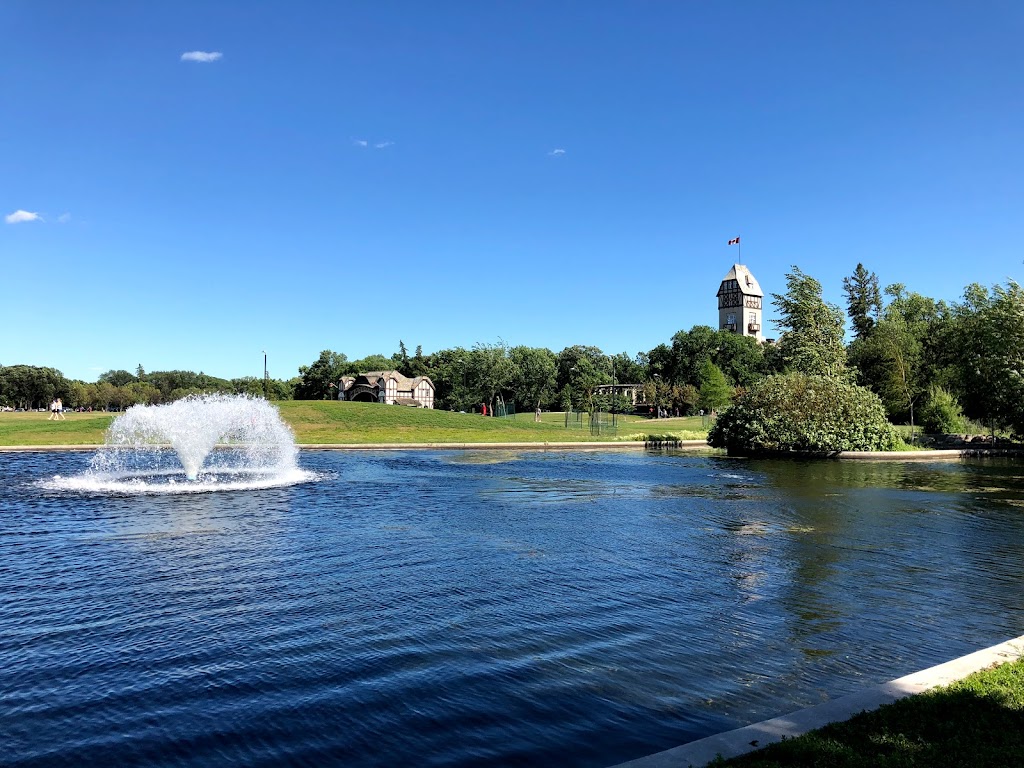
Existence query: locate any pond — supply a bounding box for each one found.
[3,450,1024,767]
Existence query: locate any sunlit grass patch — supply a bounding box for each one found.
[714,656,1024,767]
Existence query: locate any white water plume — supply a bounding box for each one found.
[51,394,313,493]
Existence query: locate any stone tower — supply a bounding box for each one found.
[717,264,764,342]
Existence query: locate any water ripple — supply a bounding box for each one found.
[2,451,1024,766]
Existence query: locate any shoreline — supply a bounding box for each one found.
[612,634,1024,768]
[0,442,1013,460]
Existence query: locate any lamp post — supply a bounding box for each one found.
[262,351,268,399]
[608,354,617,427]
[652,373,661,418]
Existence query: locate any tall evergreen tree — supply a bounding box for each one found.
[842,263,883,340]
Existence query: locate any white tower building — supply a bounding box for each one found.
[717,264,764,342]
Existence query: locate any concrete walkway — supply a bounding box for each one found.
[611,634,1024,768]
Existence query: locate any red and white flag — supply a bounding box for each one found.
[728,237,740,245]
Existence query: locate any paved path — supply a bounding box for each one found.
[611,635,1024,768]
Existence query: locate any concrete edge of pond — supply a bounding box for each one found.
[0,443,1014,458]
[610,634,1024,768]
[296,441,710,451]
[836,448,995,461]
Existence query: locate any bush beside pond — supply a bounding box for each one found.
[708,373,902,456]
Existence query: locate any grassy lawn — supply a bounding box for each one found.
[277,402,708,444]
[714,656,1024,768]
[0,402,711,446]
[0,411,118,446]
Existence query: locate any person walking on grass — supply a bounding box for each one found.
[56,398,66,420]
[48,399,58,420]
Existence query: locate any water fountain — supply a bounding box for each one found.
[53,394,311,493]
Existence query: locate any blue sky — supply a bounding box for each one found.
[3,2,1022,383]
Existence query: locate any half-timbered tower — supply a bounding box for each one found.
[717,264,764,342]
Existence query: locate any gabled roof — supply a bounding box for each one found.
[718,263,764,297]
[343,371,435,389]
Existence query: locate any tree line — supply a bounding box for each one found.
[0,365,292,411]
[4,265,1022,435]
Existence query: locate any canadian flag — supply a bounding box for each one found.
[728,237,740,245]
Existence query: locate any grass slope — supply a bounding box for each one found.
[715,656,1024,768]
[0,411,118,446]
[0,402,710,446]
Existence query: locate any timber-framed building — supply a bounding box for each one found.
[338,371,435,408]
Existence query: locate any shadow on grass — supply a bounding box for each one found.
[714,670,1024,768]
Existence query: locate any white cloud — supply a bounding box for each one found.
[356,140,395,150]
[181,51,223,63]
[548,148,566,156]
[57,212,72,224]
[5,210,42,224]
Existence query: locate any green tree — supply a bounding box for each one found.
[842,263,882,341]
[668,325,718,386]
[772,267,847,378]
[646,343,673,382]
[950,281,1024,435]
[409,345,430,378]
[393,340,411,376]
[713,329,766,386]
[98,369,136,387]
[873,316,922,432]
[469,340,512,413]
[611,351,646,385]
[231,376,265,398]
[0,365,70,409]
[558,385,573,413]
[918,385,966,434]
[349,354,392,373]
[426,347,473,411]
[122,381,161,405]
[508,346,557,412]
[671,383,700,416]
[93,382,117,410]
[555,345,608,409]
[145,370,231,400]
[295,350,349,400]
[697,360,733,412]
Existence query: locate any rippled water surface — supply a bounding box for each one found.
[3,450,1024,767]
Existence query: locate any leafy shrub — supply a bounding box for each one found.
[707,372,902,455]
[918,385,966,434]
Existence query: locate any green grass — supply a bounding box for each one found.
[277,402,709,444]
[712,656,1024,768]
[0,411,118,446]
[0,402,713,446]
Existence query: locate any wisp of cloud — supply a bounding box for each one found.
[5,210,42,224]
[181,51,223,63]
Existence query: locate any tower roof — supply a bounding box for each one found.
[719,263,763,297]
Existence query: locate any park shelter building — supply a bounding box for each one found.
[338,371,435,408]
[717,264,764,342]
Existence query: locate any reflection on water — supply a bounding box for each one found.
[2,450,1023,767]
